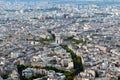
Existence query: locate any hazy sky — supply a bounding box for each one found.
[2,0,120,3]
[3,0,118,2]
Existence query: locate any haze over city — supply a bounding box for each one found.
[0,0,120,80]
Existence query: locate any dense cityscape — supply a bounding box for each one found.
[0,0,120,80]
